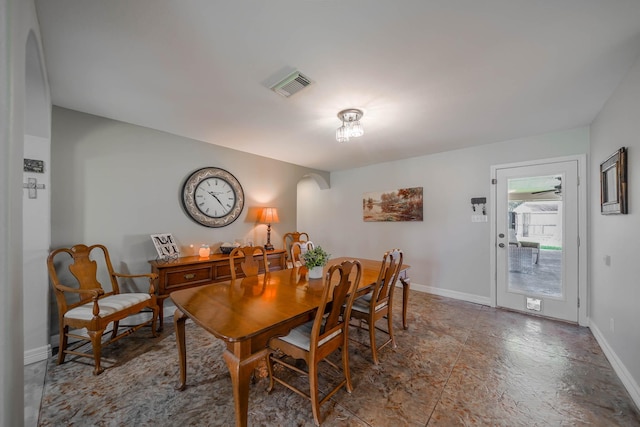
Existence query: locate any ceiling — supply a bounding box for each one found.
[35,1,640,172]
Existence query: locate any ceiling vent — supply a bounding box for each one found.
[270,71,312,97]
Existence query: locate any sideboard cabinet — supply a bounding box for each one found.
[149,249,286,329]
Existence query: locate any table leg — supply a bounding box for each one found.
[400,277,410,330]
[174,309,188,391]
[223,345,269,427]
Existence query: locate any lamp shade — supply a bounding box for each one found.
[259,207,280,224]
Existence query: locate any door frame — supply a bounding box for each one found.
[489,154,588,326]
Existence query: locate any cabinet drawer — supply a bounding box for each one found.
[164,265,214,291]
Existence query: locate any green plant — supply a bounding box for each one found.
[301,246,331,269]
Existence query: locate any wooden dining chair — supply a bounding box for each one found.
[47,244,159,375]
[349,248,403,364]
[283,231,310,268]
[229,245,269,279]
[267,259,362,426]
[290,240,315,268]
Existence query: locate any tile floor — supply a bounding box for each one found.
[25,291,640,426]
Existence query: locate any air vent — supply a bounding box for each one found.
[270,71,312,97]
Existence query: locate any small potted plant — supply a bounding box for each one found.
[301,245,331,279]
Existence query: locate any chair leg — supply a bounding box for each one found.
[342,344,353,393]
[387,311,396,349]
[266,353,276,393]
[87,329,105,375]
[309,361,321,426]
[369,317,379,365]
[151,305,159,338]
[57,325,68,365]
[111,321,119,340]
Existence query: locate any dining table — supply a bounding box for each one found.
[171,256,411,427]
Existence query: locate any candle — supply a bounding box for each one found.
[199,244,210,258]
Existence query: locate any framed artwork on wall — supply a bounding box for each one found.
[600,147,627,215]
[363,187,423,222]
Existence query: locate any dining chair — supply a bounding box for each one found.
[290,240,315,268]
[349,248,403,364]
[47,243,159,375]
[283,231,310,267]
[267,259,362,426]
[229,245,269,279]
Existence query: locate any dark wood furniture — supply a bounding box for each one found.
[48,244,159,375]
[282,231,310,267]
[229,246,269,280]
[349,249,403,364]
[267,260,362,425]
[171,256,410,427]
[149,249,286,329]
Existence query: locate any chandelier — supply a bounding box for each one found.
[335,108,364,142]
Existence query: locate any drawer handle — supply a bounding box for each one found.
[183,273,196,280]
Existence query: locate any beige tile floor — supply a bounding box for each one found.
[26,291,640,426]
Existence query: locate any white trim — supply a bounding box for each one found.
[489,154,588,326]
[590,321,640,410]
[399,282,491,306]
[24,345,51,365]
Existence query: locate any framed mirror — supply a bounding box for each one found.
[600,147,627,215]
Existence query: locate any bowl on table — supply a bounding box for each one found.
[220,244,239,254]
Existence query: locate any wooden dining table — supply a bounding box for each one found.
[171,257,411,427]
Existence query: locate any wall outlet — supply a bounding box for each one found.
[604,255,611,266]
[610,318,615,333]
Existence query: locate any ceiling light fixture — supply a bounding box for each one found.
[336,108,364,142]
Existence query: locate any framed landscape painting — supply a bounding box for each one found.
[363,187,423,222]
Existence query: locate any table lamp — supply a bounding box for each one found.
[259,207,279,251]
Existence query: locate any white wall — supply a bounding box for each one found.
[590,53,640,407]
[50,107,326,331]
[1,0,50,425]
[298,127,589,304]
[23,135,51,363]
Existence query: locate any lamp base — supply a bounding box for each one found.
[264,243,274,251]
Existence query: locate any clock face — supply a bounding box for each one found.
[182,167,244,227]
[195,178,236,218]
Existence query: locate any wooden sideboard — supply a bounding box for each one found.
[149,249,286,329]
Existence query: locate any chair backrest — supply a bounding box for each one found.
[229,245,269,279]
[311,260,362,350]
[283,231,310,264]
[370,249,403,310]
[47,244,118,312]
[290,241,315,267]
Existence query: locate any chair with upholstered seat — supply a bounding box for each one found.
[290,241,315,268]
[229,245,269,279]
[349,248,403,364]
[267,259,362,426]
[283,231,310,268]
[47,244,159,375]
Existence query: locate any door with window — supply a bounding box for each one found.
[495,160,579,322]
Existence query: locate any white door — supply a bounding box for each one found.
[495,160,579,322]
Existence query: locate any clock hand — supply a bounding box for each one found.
[207,191,225,208]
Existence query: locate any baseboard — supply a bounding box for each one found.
[406,282,491,306]
[24,344,51,365]
[589,320,640,411]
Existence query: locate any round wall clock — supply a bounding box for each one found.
[181,167,245,228]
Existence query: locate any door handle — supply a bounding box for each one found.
[498,243,505,248]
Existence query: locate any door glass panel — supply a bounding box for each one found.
[507,174,563,299]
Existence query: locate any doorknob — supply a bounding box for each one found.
[498,243,505,248]
[498,233,505,238]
